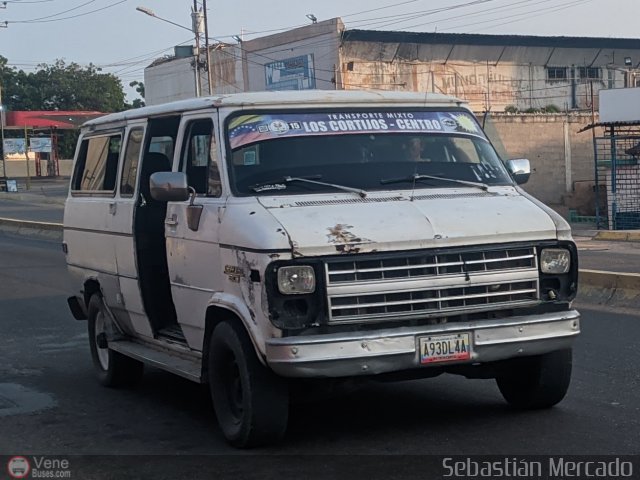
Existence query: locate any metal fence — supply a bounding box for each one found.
[594,126,640,230]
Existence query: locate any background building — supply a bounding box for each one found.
[145,17,640,112]
[143,19,640,217]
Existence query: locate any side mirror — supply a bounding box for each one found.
[506,158,531,185]
[150,172,190,202]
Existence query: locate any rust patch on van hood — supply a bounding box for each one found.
[326,224,370,254]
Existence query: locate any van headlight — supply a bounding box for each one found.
[277,266,316,294]
[540,248,571,274]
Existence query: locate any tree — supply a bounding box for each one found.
[1,56,129,112]
[129,80,145,109]
[0,55,138,158]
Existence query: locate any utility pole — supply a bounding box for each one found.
[191,1,205,97]
[0,83,6,178]
[24,124,30,190]
[193,0,213,95]
[202,0,213,95]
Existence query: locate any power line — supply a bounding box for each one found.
[346,0,498,30]
[456,0,595,33]
[361,0,536,30]
[8,0,96,22]
[341,0,426,19]
[7,0,128,24]
[100,38,193,70]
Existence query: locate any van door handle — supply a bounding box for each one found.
[165,214,178,227]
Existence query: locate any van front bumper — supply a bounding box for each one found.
[265,310,580,378]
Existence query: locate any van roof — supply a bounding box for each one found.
[83,90,465,127]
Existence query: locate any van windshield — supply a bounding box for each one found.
[227,109,513,196]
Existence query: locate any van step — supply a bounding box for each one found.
[157,325,187,343]
[109,340,202,383]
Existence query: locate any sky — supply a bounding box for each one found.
[1,0,639,101]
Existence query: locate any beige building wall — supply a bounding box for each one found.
[339,39,631,112]
[487,113,601,214]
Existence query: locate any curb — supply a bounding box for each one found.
[0,217,63,240]
[0,193,66,206]
[593,230,640,242]
[577,269,640,309]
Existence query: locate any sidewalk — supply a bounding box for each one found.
[0,185,638,309]
[0,176,67,223]
[0,181,638,274]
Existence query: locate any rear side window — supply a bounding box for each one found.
[120,128,144,197]
[72,134,122,192]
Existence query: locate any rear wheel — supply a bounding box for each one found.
[87,294,144,387]
[208,320,289,448]
[496,348,572,409]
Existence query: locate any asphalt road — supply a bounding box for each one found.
[0,198,64,223]
[0,232,638,469]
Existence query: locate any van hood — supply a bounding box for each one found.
[258,187,559,256]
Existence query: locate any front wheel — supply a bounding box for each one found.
[87,294,144,388]
[208,321,289,448]
[496,348,572,409]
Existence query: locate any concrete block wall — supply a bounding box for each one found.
[3,159,73,178]
[487,113,600,212]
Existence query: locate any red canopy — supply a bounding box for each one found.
[4,110,104,129]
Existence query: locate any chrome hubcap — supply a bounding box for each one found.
[94,311,109,371]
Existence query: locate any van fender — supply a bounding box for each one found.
[205,292,269,367]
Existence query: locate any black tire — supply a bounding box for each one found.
[208,320,289,448]
[87,294,144,388]
[496,348,572,409]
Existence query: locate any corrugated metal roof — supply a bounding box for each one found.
[343,30,640,51]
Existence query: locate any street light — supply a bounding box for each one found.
[232,35,242,43]
[136,5,202,96]
[306,13,317,24]
[136,6,192,32]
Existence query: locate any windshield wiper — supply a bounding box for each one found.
[250,175,368,198]
[380,173,489,191]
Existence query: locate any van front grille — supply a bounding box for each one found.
[325,246,540,324]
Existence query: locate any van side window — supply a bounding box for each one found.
[72,134,122,192]
[179,119,221,197]
[120,128,144,197]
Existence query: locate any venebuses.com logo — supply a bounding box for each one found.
[7,456,30,479]
[6,456,71,478]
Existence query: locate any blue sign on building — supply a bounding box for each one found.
[265,54,316,91]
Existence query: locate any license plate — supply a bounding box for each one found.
[419,333,472,364]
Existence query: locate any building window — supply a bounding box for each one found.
[547,67,568,81]
[579,67,601,80]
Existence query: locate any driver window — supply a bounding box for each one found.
[180,118,221,197]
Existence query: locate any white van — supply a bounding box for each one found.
[64,90,580,447]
